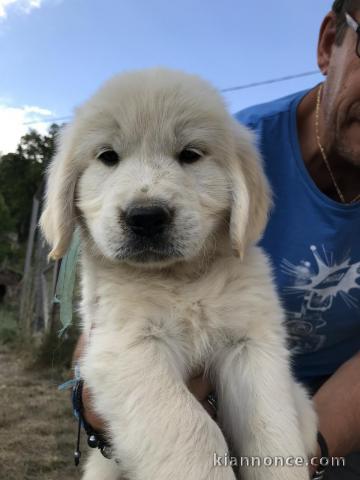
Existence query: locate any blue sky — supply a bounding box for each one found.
[0,0,331,153]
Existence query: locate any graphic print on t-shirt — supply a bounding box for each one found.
[280,245,360,354]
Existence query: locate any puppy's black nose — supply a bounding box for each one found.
[125,205,172,237]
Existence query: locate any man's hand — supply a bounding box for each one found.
[73,333,105,431]
[313,351,360,459]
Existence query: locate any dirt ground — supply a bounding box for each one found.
[0,344,86,480]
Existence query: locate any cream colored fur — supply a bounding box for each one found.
[40,68,317,480]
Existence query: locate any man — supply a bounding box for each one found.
[233,1,360,477]
[76,1,360,478]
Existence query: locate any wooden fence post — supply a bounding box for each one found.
[19,197,40,340]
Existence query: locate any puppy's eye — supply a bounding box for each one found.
[97,149,120,167]
[178,148,203,165]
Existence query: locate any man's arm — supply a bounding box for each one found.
[313,351,360,459]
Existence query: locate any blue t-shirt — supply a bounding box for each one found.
[235,90,360,387]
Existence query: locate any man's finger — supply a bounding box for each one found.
[187,375,213,401]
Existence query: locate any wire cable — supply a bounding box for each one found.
[23,115,72,126]
[221,70,320,93]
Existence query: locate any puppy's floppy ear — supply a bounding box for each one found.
[39,124,80,260]
[228,120,272,259]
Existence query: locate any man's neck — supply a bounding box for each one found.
[297,85,360,204]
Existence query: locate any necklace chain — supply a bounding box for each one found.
[315,84,360,204]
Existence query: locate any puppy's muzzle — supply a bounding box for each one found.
[124,205,173,238]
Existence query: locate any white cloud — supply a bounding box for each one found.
[0,103,54,155]
[0,0,42,18]
[23,105,52,116]
[0,0,17,18]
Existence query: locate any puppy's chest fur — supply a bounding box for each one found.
[81,249,279,371]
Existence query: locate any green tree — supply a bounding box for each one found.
[0,124,61,251]
[0,192,14,263]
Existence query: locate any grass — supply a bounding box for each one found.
[0,344,84,480]
[0,300,88,478]
[0,301,85,479]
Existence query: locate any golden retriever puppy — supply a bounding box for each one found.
[40,68,317,480]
